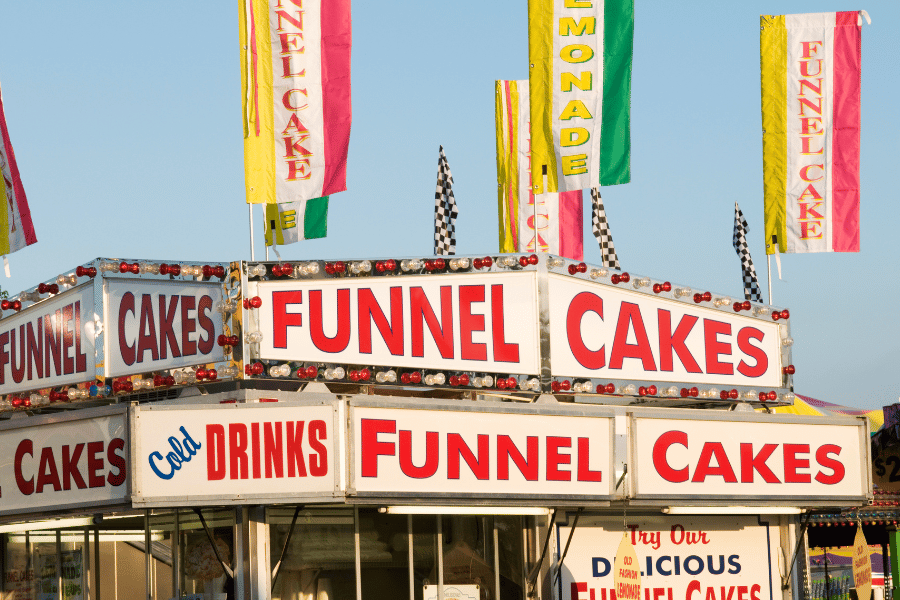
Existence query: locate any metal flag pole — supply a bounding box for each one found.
[767,254,773,306]
[249,203,256,261]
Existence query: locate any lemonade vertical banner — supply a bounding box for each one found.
[528,0,633,194]
[241,0,352,205]
[761,11,863,254]
[496,80,584,260]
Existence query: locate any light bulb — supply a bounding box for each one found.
[590,268,608,279]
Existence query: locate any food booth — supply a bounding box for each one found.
[0,254,872,600]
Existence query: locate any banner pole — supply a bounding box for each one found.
[249,203,256,261]
[767,254,773,306]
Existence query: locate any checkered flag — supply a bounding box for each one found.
[591,188,621,269]
[434,145,458,255]
[733,202,763,303]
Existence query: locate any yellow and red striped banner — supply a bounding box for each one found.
[240,0,351,205]
[761,11,863,254]
[0,81,37,257]
[496,80,583,260]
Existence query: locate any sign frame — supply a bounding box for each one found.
[129,395,344,507]
[0,404,130,519]
[345,397,617,504]
[628,408,872,506]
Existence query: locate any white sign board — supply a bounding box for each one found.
[350,406,613,499]
[549,275,784,388]
[255,272,540,374]
[0,409,128,514]
[632,415,867,500]
[0,285,95,395]
[132,404,337,504]
[555,516,777,600]
[105,279,225,377]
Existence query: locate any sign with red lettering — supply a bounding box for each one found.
[132,403,337,505]
[556,515,777,600]
[105,280,225,377]
[0,285,95,395]
[350,405,613,499]
[633,414,868,500]
[0,407,128,515]
[256,273,539,373]
[549,276,784,388]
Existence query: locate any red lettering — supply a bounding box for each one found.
[497,435,538,481]
[800,137,824,155]
[137,294,159,363]
[229,423,249,480]
[459,285,487,360]
[74,302,86,373]
[26,320,42,381]
[272,291,303,349]
[609,302,657,371]
[181,296,197,356]
[264,423,284,479]
[740,443,781,483]
[577,437,602,482]
[801,41,822,59]
[491,285,519,363]
[410,286,454,359]
[566,292,605,369]
[14,439,33,495]
[448,434,490,480]
[118,293,136,366]
[800,59,822,77]
[44,311,62,377]
[652,431,688,483]
[800,220,823,240]
[783,444,811,483]
[197,295,215,355]
[287,158,312,180]
[87,441,105,488]
[815,444,845,484]
[703,319,733,375]
[158,295,181,359]
[107,438,127,487]
[399,430,439,478]
[359,288,404,355]
[360,418,395,477]
[36,447,62,493]
[799,202,825,220]
[286,421,308,477]
[251,423,261,479]
[308,420,328,477]
[547,436,571,481]
[691,442,737,483]
[736,327,768,377]
[309,289,351,353]
[658,311,701,373]
[207,424,226,480]
[62,444,86,490]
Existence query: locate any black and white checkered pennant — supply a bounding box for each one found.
[591,188,621,270]
[733,202,763,303]
[434,145,458,256]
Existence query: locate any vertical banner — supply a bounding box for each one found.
[0,81,37,257]
[761,12,862,254]
[528,0,633,194]
[240,0,352,205]
[496,80,584,260]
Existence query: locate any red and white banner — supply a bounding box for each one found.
[132,404,337,504]
[549,275,784,388]
[0,410,127,514]
[0,285,94,395]
[350,406,613,498]
[556,516,777,600]
[632,415,867,499]
[256,273,541,374]
[105,280,225,377]
[241,0,352,204]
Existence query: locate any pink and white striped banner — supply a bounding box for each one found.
[0,80,37,258]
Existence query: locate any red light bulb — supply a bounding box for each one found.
[473,258,483,269]
[359,368,371,381]
[772,312,780,321]
[604,383,615,394]
[449,375,459,386]
[410,372,422,384]
[376,261,385,272]
[729,389,739,399]
[702,292,712,302]
[780,310,789,319]
[783,365,796,375]
[653,284,662,294]
[249,296,262,308]
[693,293,702,303]
[611,274,620,284]
[400,373,411,384]
[306,366,318,379]
[499,378,509,390]
[620,273,630,283]
[568,265,577,275]
[647,385,657,395]
[458,374,469,386]
[482,257,493,268]
[203,265,215,278]
[528,254,538,265]
[690,387,699,397]
[733,302,743,312]
[506,377,517,388]
[551,381,560,392]
[662,282,672,292]
[519,256,529,267]
[742,301,751,311]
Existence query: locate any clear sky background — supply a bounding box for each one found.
[0,1,895,409]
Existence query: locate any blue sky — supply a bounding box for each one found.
[0,1,895,409]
